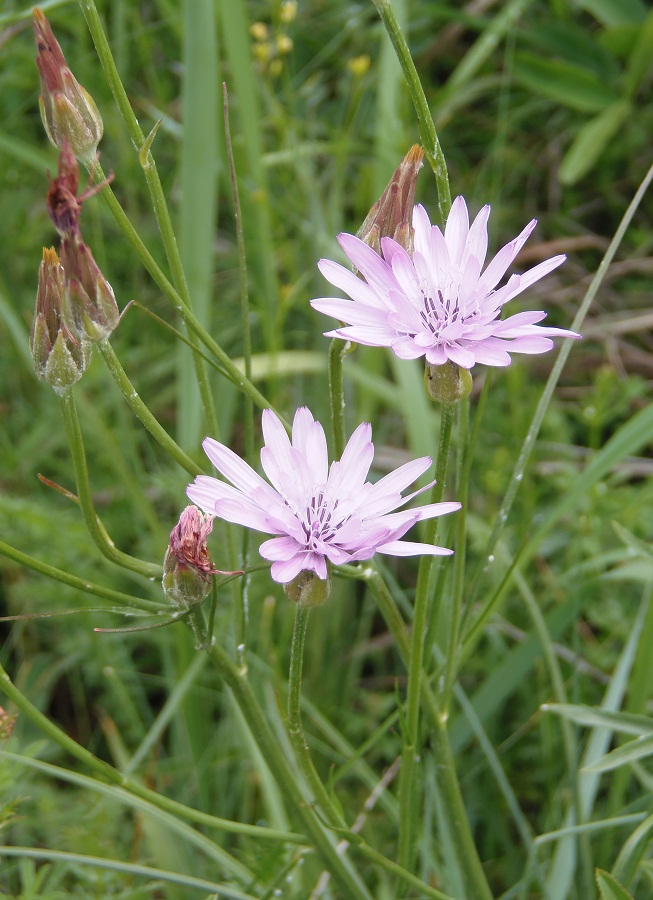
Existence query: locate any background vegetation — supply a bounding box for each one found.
[1,0,653,897]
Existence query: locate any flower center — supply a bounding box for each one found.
[420,288,460,338]
[297,489,347,548]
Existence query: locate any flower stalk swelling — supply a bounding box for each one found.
[312,196,579,370]
[187,407,460,586]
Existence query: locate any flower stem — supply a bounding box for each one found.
[208,641,372,900]
[0,662,304,845]
[79,1,282,427]
[328,337,349,457]
[288,604,345,828]
[397,401,454,871]
[371,0,451,223]
[365,567,492,899]
[98,340,202,477]
[440,398,469,714]
[0,539,163,613]
[59,388,161,579]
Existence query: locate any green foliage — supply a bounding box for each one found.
[0,0,652,898]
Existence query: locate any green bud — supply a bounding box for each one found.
[424,361,473,404]
[283,568,332,607]
[30,247,90,393]
[33,8,103,165]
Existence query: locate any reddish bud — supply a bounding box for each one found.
[33,8,103,164]
[357,144,424,256]
[60,234,120,342]
[30,246,90,393]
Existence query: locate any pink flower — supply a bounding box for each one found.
[311,196,579,369]
[186,408,460,584]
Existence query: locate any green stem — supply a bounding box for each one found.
[288,604,345,828]
[98,340,202,476]
[0,539,162,613]
[58,388,161,579]
[365,567,493,900]
[328,337,349,457]
[398,401,454,871]
[0,664,304,845]
[440,398,469,714]
[371,0,451,223]
[224,83,253,657]
[79,0,218,440]
[208,642,372,900]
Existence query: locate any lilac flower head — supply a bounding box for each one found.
[312,196,579,369]
[187,408,460,584]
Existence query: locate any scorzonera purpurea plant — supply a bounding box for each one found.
[3,3,653,899]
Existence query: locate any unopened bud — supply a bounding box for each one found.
[424,361,473,404]
[284,568,332,607]
[0,707,17,741]
[163,506,241,650]
[30,247,90,393]
[33,8,103,165]
[60,234,120,342]
[357,144,424,257]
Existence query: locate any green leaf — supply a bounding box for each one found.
[513,51,620,111]
[585,732,653,773]
[613,813,653,888]
[596,868,636,900]
[543,703,653,736]
[559,101,632,184]
[623,8,653,97]
[572,0,647,28]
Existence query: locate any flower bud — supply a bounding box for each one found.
[33,8,103,165]
[163,506,218,609]
[163,506,241,649]
[60,234,120,342]
[357,144,424,256]
[424,361,473,404]
[283,568,332,607]
[30,247,90,393]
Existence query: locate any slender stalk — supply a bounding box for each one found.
[58,388,161,579]
[328,337,349,457]
[365,567,493,900]
[0,539,162,613]
[208,641,373,900]
[287,604,345,828]
[224,83,253,658]
[98,340,202,477]
[398,401,454,871]
[0,664,304,844]
[440,398,469,714]
[371,0,451,223]
[79,0,218,441]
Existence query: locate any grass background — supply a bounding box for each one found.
[1,0,653,896]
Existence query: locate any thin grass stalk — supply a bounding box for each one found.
[0,665,305,845]
[79,0,219,443]
[287,604,345,829]
[224,83,254,659]
[98,340,202,476]
[371,0,451,224]
[464,156,653,634]
[365,568,493,899]
[58,388,161,579]
[0,540,162,613]
[178,0,220,447]
[208,641,373,900]
[397,400,454,871]
[515,571,593,897]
